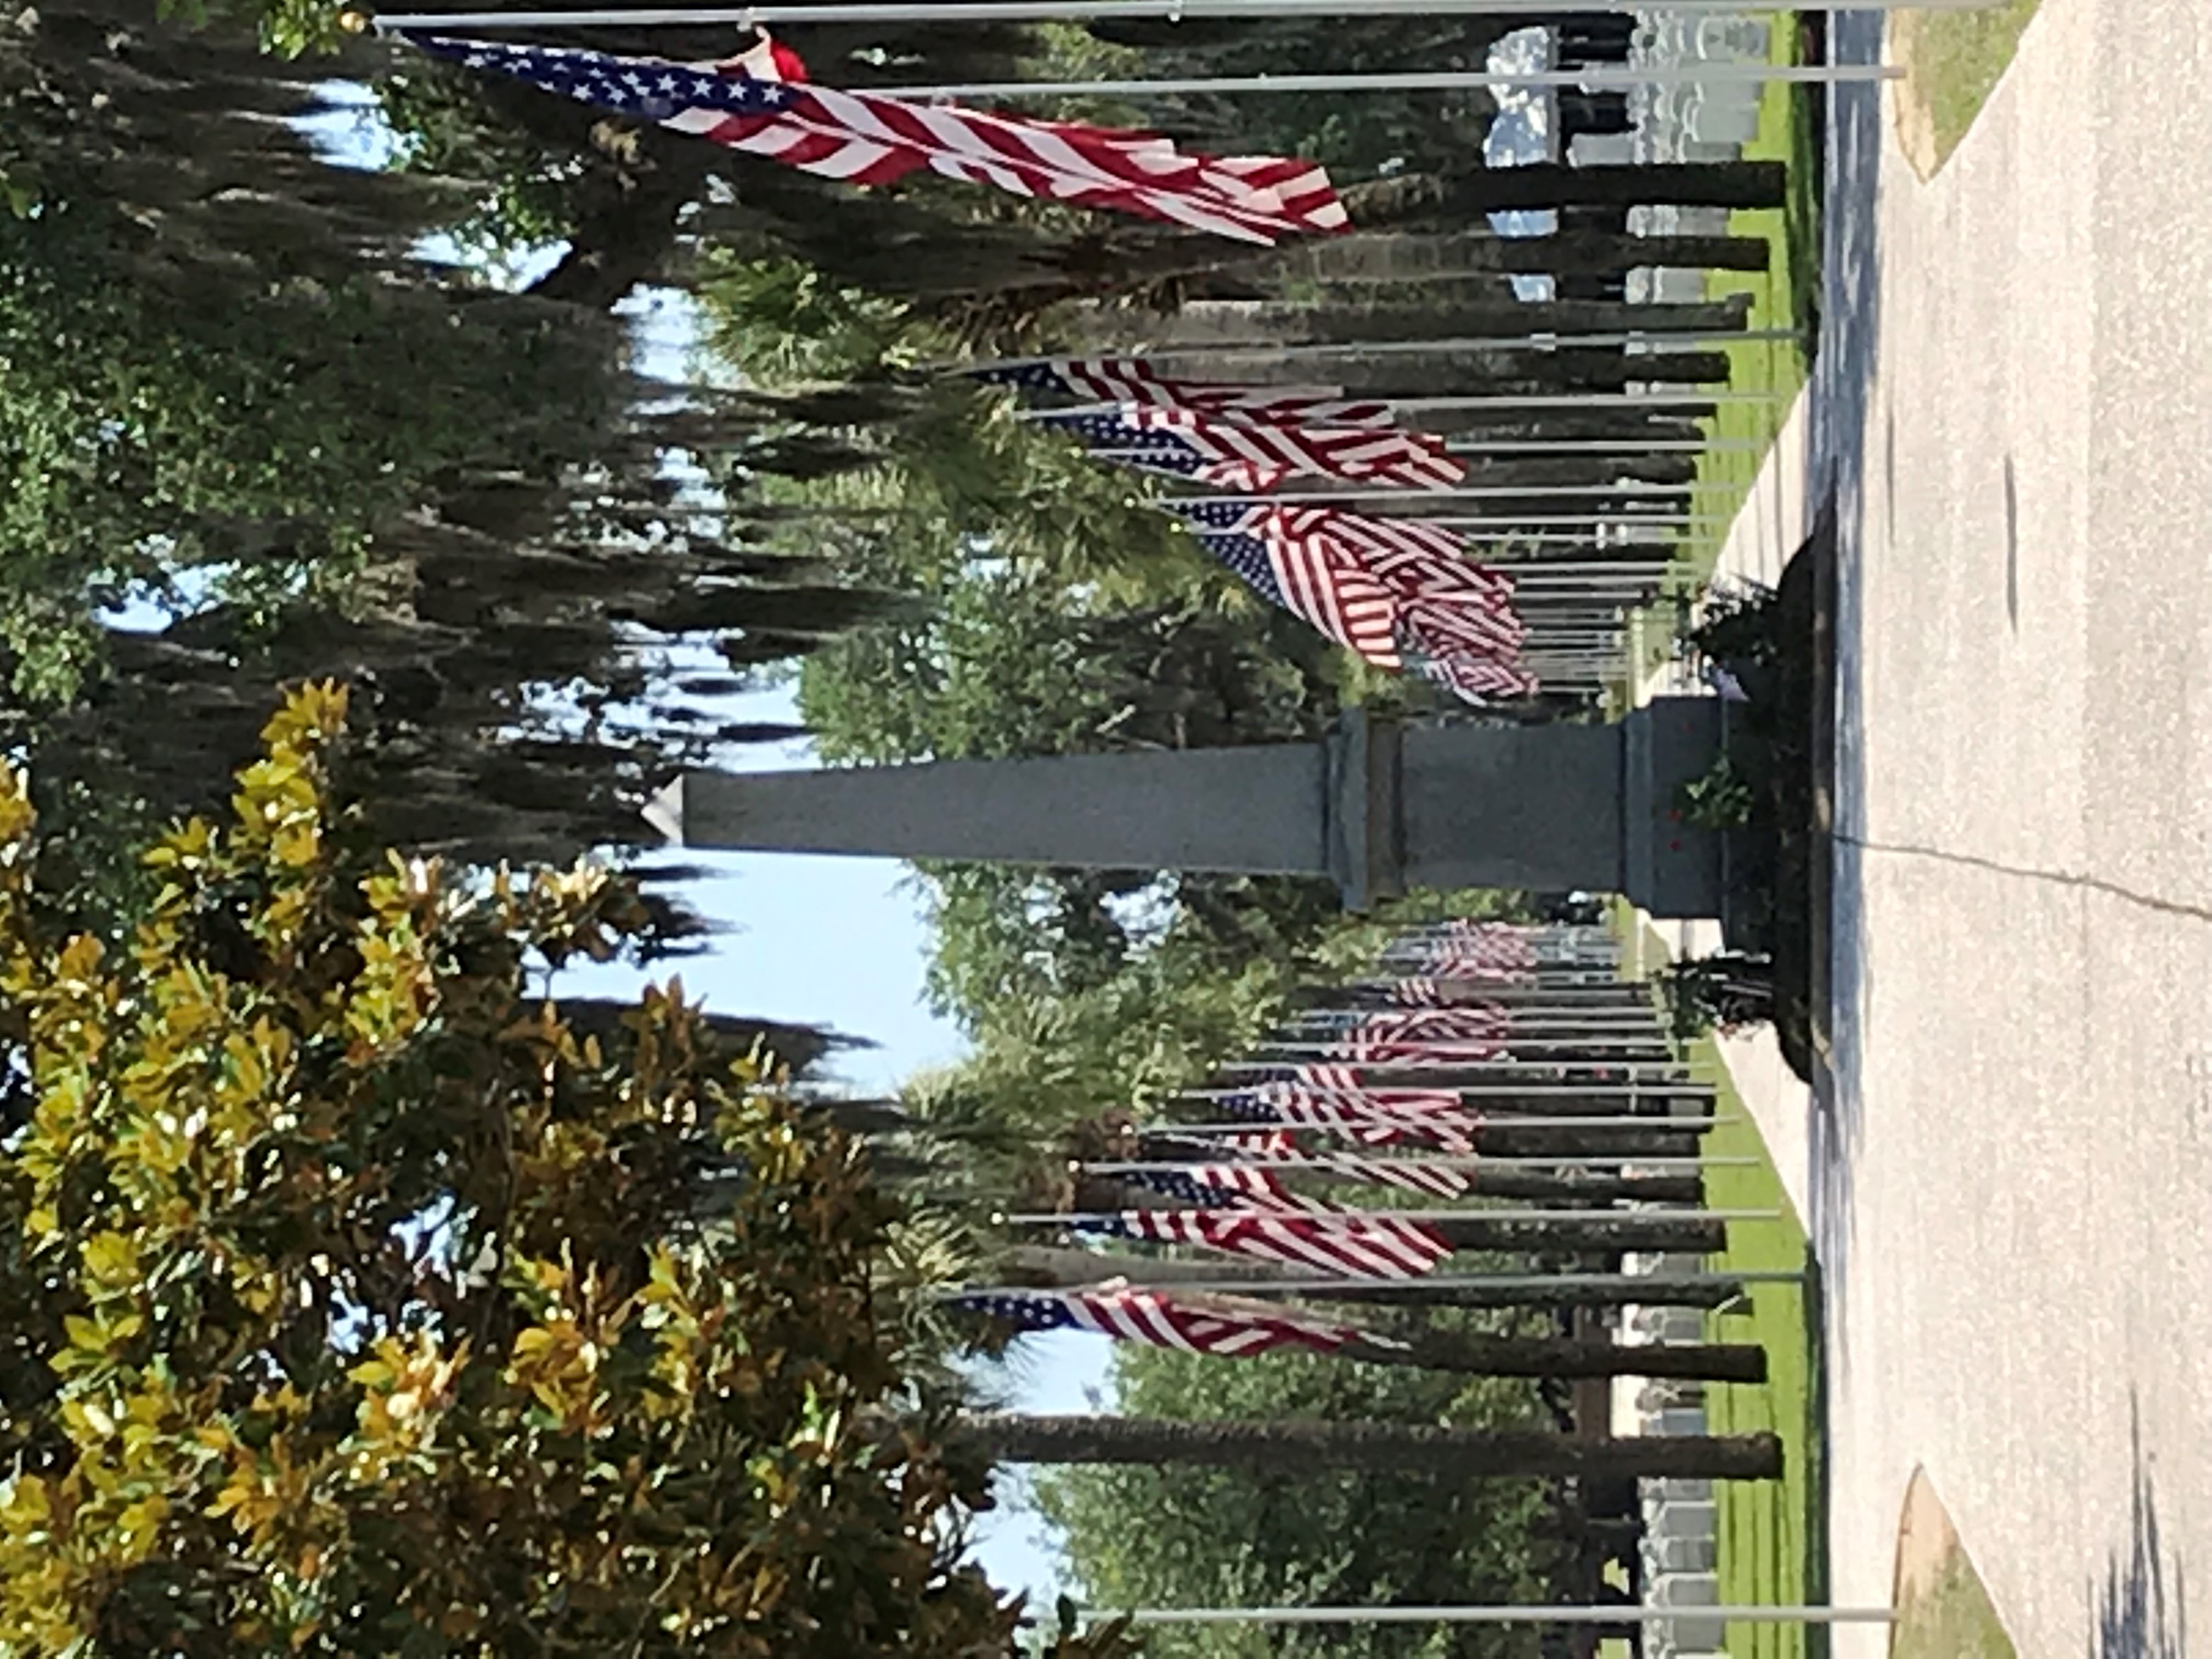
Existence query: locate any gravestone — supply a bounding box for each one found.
[645,698,1726,918]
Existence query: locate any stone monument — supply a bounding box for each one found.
[645,698,1726,918]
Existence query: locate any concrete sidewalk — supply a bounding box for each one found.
[1804,3,2210,1656]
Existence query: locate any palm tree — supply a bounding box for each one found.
[953,1412,1782,1481]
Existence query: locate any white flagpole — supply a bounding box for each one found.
[960,330,1801,370]
[941,1267,1799,1297]
[1149,1119,1734,1132]
[368,0,2001,30]
[1161,483,1707,505]
[1102,1604,1895,1629]
[1079,1155,1752,1175]
[867,65,1901,97]
[1389,391,1790,411]
[998,1207,1780,1224]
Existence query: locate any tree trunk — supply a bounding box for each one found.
[1006,1249,1740,1311]
[1272,229,1769,285]
[1274,1274,1742,1312]
[1109,295,1753,352]
[1284,350,1735,396]
[1430,1216,1727,1254]
[1350,160,1790,224]
[956,1412,1782,1481]
[1474,1127,1706,1160]
[1351,1331,1765,1383]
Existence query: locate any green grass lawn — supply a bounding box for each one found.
[1675,16,1821,583]
[1611,906,1825,1659]
[1691,1036,1821,1659]
[1614,16,1822,706]
[1894,1,2043,173]
[1891,1545,2018,1659]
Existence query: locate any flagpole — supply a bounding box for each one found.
[1150,1119,1731,1133]
[366,1,1997,29]
[1102,1604,1895,1630]
[872,65,1900,98]
[1162,485,1712,507]
[1081,1156,1753,1174]
[959,330,1801,370]
[1388,391,1790,411]
[1175,1080,1716,1096]
[942,1268,1800,1299]
[998,1207,1780,1224]
[1162,483,1708,506]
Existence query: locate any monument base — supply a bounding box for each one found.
[1326,699,1725,920]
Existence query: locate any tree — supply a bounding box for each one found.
[1024,1362,1776,1659]
[0,682,1122,1658]
[1020,1351,1555,1659]
[0,2,925,916]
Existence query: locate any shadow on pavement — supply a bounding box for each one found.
[2092,1400,2190,1659]
[1807,6,1889,1383]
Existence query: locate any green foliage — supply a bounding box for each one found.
[155,0,354,58]
[374,65,593,259]
[0,198,613,695]
[1032,1345,1551,1659]
[1676,754,1755,830]
[1658,952,1776,1041]
[0,684,1128,1658]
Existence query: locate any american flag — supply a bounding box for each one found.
[972,359,1392,427]
[399,34,1346,245]
[1380,979,1517,1017]
[1176,499,1403,664]
[1281,509,1531,661]
[1091,1164,1451,1277]
[1315,1006,1510,1063]
[1391,923,1543,981]
[1149,1143,1471,1202]
[1073,1203,1451,1279]
[1122,1162,1298,1209]
[949,1284,1373,1357]
[1039,407,1458,491]
[1122,406,1461,490]
[1220,1080,1484,1153]
[1174,503,1532,701]
[1410,644,1544,703]
[1383,978,1449,1006]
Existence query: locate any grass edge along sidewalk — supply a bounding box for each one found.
[1694,1032,1825,1659]
[1612,906,1825,1659]
[1891,0,2043,178]
[1620,12,1821,697]
[1680,12,1821,584]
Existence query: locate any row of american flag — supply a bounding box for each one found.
[396,33,1652,707]
[972,357,1555,706]
[947,923,1677,1363]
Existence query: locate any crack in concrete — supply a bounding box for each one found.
[1836,833,2212,925]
